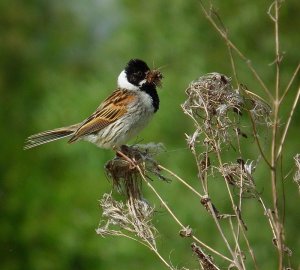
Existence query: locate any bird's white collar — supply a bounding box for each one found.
[117,70,139,91]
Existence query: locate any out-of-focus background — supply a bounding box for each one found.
[1,0,299,269]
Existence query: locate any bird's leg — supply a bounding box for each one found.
[114,145,137,169]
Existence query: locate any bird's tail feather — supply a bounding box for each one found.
[24,124,79,150]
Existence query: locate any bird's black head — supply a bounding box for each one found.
[117,59,162,112]
[125,59,150,87]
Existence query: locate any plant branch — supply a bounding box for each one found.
[213,146,245,270]
[276,85,300,160]
[247,110,273,169]
[279,63,300,104]
[158,164,204,199]
[234,129,259,269]
[136,165,234,264]
[198,0,273,101]
[269,1,284,268]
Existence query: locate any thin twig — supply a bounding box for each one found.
[198,0,273,101]
[248,110,273,169]
[269,1,284,267]
[279,63,300,104]
[158,164,203,198]
[276,85,300,160]
[136,165,234,264]
[151,246,174,270]
[227,41,240,88]
[213,143,244,270]
[206,199,243,270]
[258,198,277,241]
[234,128,259,269]
[229,218,246,270]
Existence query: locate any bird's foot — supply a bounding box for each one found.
[116,146,137,169]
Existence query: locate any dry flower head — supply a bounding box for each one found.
[182,73,271,149]
[98,144,167,251]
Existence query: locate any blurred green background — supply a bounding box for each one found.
[1,0,299,269]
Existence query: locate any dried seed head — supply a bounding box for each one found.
[191,242,219,270]
[199,153,211,171]
[182,73,244,148]
[220,161,257,197]
[182,73,271,151]
[240,84,272,124]
[272,237,293,257]
[97,193,157,248]
[179,226,193,237]
[183,73,243,118]
[99,144,167,250]
[200,196,221,218]
[105,143,167,197]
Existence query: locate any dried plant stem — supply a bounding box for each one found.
[127,232,173,270]
[158,164,204,198]
[199,0,273,101]
[213,149,244,269]
[227,43,240,87]
[276,86,300,160]
[210,126,258,268]
[206,199,243,270]
[136,165,234,264]
[247,111,272,169]
[258,198,277,241]
[235,130,259,269]
[127,189,157,250]
[187,98,244,268]
[201,145,210,193]
[271,91,282,269]
[108,231,152,248]
[279,63,300,104]
[269,1,284,268]
[229,218,246,270]
[195,116,244,268]
[191,141,210,194]
[234,131,246,251]
[239,220,259,270]
[236,197,259,269]
[150,247,174,270]
[272,1,281,102]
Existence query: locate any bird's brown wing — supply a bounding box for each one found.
[68,89,136,143]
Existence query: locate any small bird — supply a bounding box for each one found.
[24,59,163,151]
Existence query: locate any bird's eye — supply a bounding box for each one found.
[136,71,143,78]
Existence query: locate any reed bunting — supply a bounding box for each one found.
[24,59,163,150]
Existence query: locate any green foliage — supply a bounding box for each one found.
[1,0,299,269]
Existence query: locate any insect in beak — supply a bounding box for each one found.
[146,70,163,87]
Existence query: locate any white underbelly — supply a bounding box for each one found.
[84,109,154,149]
